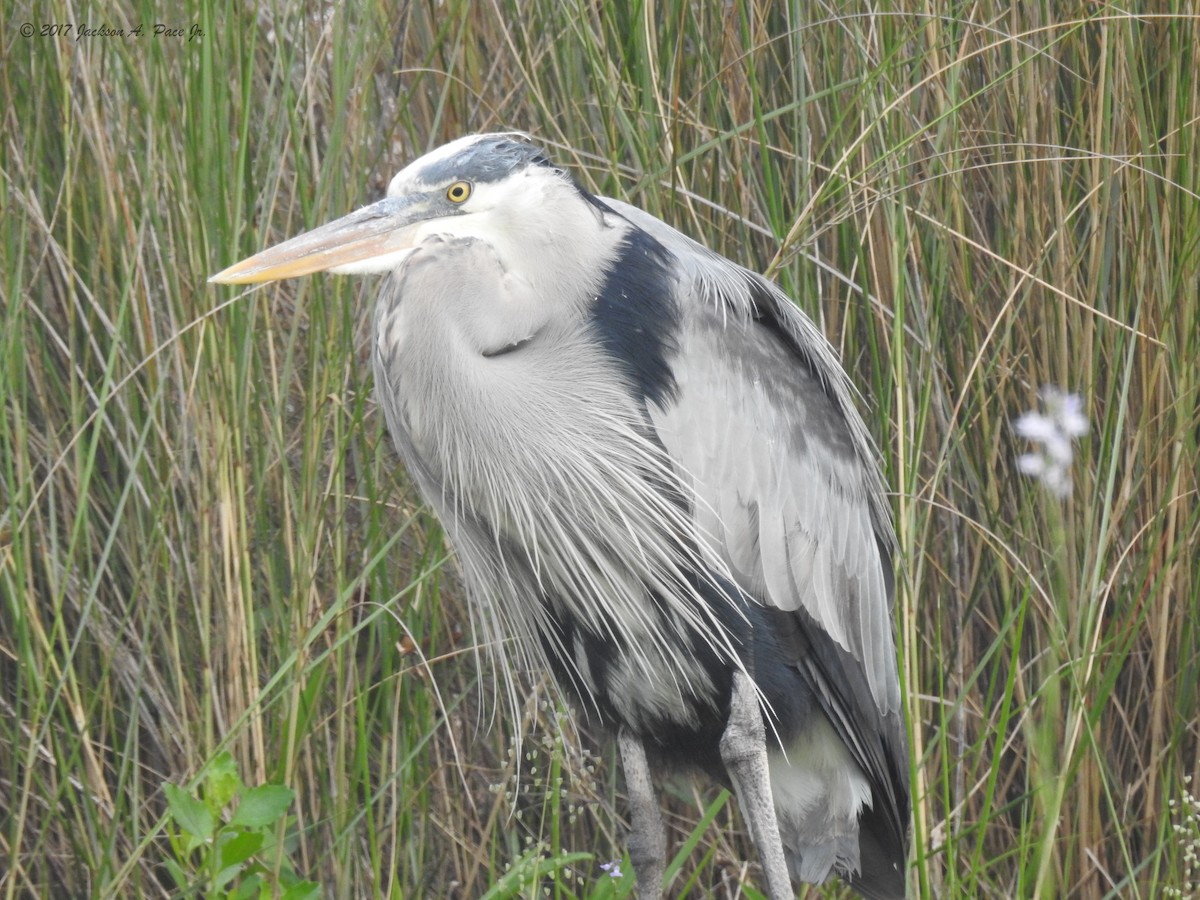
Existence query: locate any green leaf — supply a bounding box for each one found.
[278,881,321,900]
[214,861,245,892]
[228,870,264,900]
[165,783,215,840]
[228,784,295,829]
[183,830,209,855]
[205,751,244,813]
[216,829,264,875]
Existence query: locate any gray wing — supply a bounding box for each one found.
[604,198,901,723]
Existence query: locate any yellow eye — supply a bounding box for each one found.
[446,181,472,203]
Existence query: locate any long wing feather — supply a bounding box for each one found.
[605,199,899,711]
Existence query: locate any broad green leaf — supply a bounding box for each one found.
[217,829,264,873]
[229,784,294,828]
[278,881,321,900]
[165,783,215,840]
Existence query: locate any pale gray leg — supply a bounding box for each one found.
[618,730,665,898]
[721,670,793,900]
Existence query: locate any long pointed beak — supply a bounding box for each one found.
[209,196,429,284]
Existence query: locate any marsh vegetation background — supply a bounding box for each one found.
[3,2,1198,897]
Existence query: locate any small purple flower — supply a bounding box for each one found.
[599,859,623,879]
[1014,387,1088,498]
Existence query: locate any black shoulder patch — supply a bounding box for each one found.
[588,229,680,407]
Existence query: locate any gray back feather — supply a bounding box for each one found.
[602,197,901,721]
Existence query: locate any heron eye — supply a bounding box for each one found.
[446,181,472,203]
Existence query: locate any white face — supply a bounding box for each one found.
[337,134,560,273]
[209,133,552,284]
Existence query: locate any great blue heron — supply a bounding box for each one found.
[211,133,910,899]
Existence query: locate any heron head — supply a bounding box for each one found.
[209,133,601,285]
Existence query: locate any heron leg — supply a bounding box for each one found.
[721,670,793,900]
[618,730,666,898]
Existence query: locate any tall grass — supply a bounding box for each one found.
[3,1,1198,897]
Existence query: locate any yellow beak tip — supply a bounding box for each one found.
[207,261,290,285]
